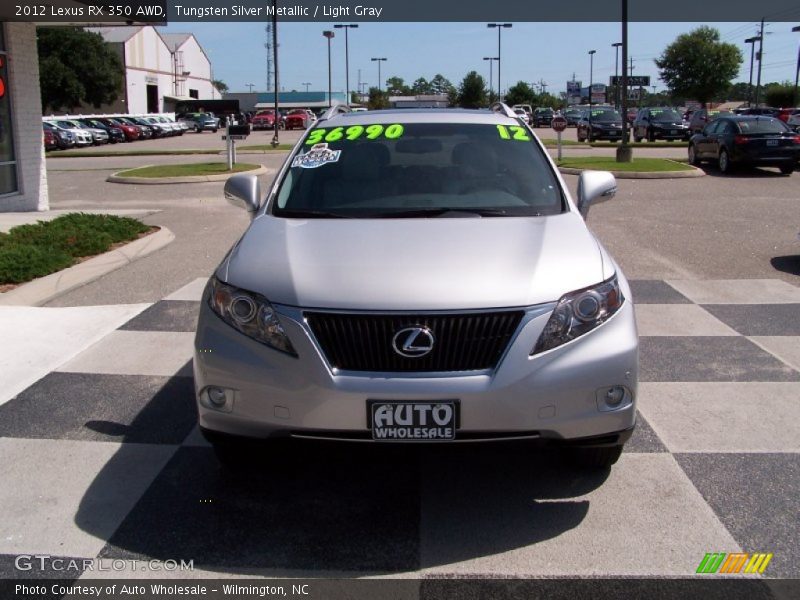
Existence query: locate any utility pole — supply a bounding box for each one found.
[745,36,760,106]
[617,0,631,162]
[755,18,765,107]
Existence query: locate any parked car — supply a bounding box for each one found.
[284,109,311,130]
[563,108,584,127]
[78,118,125,144]
[513,108,531,124]
[532,107,554,127]
[777,108,800,124]
[155,115,184,135]
[51,120,93,146]
[185,112,219,133]
[576,108,628,142]
[687,109,730,135]
[58,119,109,145]
[626,108,637,123]
[42,121,75,149]
[632,108,690,142]
[737,107,780,117]
[43,127,59,151]
[96,117,141,142]
[787,112,800,131]
[687,115,800,174]
[251,109,282,130]
[142,116,174,137]
[195,106,638,471]
[117,117,154,139]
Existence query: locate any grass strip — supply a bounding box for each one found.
[0,213,151,285]
[115,162,260,178]
[556,157,694,172]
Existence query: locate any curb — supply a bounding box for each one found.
[0,227,175,306]
[107,165,270,184]
[558,162,705,179]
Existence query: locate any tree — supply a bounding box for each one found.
[764,82,795,108]
[504,81,536,107]
[367,87,390,110]
[37,27,123,113]
[429,74,455,96]
[411,77,432,94]
[385,76,412,96]
[212,79,229,95]
[456,71,488,109]
[655,26,742,107]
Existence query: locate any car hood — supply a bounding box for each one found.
[221,212,607,311]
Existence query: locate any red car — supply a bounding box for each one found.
[777,107,800,123]
[251,110,284,130]
[98,118,140,142]
[43,127,59,151]
[284,109,310,130]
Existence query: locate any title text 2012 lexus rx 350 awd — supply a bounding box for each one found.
[194,105,639,470]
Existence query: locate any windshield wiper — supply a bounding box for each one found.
[372,208,513,218]
[275,209,354,219]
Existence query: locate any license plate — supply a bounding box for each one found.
[670,130,677,135]
[368,401,458,441]
[766,139,778,146]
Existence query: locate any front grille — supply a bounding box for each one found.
[305,311,524,372]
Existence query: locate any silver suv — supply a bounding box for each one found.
[194,105,639,470]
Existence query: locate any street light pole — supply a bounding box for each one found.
[755,18,765,107]
[792,26,800,106]
[246,83,255,93]
[744,36,760,106]
[588,49,596,108]
[487,23,512,100]
[323,30,334,108]
[334,24,359,106]
[271,0,279,147]
[612,42,622,111]
[483,57,497,100]
[302,82,311,93]
[370,57,387,91]
[617,0,631,162]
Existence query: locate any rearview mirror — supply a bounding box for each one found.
[224,174,261,216]
[576,171,617,219]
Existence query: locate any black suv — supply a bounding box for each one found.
[688,109,730,135]
[532,107,554,127]
[576,108,627,142]
[633,108,690,142]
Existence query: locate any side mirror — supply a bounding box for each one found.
[576,170,617,219]
[224,174,261,216]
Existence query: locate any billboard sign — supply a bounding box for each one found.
[610,75,650,87]
[566,80,582,105]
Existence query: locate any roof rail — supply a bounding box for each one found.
[490,102,518,119]
[318,103,351,122]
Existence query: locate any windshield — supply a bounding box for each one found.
[272,121,564,218]
[588,110,622,122]
[736,119,789,134]
[649,109,682,122]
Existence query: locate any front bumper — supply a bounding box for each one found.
[194,282,639,444]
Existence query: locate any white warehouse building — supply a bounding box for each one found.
[86,26,217,115]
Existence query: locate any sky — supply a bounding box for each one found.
[161,21,800,96]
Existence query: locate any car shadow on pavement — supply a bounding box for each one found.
[771,255,800,277]
[700,166,792,178]
[73,367,608,575]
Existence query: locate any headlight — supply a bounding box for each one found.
[208,277,297,356]
[532,276,624,355]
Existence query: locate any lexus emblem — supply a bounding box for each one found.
[392,327,435,358]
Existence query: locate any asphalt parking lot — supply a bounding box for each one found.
[0,128,798,589]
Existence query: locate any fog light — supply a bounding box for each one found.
[208,387,227,407]
[606,386,625,406]
[596,385,631,412]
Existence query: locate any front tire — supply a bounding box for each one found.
[688,144,700,166]
[718,149,732,174]
[569,445,624,469]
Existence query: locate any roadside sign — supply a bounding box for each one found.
[551,115,568,132]
[610,75,650,87]
[222,135,248,140]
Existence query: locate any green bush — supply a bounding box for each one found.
[0,244,74,284]
[0,213,151,285]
